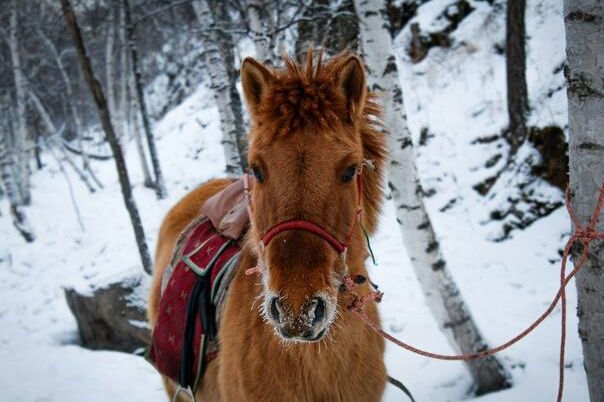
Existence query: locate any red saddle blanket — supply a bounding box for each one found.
[147,216,241,390]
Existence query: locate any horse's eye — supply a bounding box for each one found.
[341,165,357,182]
[251,166,264,183]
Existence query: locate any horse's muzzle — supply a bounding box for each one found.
[267,295,330,342]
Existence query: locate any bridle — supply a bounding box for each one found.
[242,163,365,271]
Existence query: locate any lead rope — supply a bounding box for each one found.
[343,184,604,402]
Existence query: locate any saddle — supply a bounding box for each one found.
[147,179,250,393]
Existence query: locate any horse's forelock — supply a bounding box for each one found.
[255,52,364,138]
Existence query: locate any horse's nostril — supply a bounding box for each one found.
[312,297,326,326]
[270,297,281,322]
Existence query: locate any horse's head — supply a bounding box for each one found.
[241,52,386,342]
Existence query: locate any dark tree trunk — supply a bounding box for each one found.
[326,0,361,53]
[505,0,528,153]
[295,0,330,60]
[122,0,167,199]
[295,0,360,58]
[60,0,153,275]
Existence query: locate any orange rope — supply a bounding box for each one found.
[345,184,604,402]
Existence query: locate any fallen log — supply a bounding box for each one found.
[65,274,150,353]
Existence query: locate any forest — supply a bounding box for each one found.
[0,0,602,401]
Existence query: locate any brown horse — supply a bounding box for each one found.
[149,52,389,402]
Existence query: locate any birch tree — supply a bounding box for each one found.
[36,28,102,190]
[122,0,167,199]
[564,0,604,399]
[193,0,244,176]
[0,129,34,242]
[117,0,129,138]
[208,0,248,171]
[246,0,274,66]
[27,89,97,193]
[9,0,31,205]
[353,0,509,394]
[60,0,153,275]
[130,88,155,188]
[115,0,153,188]
[106,1,117,128]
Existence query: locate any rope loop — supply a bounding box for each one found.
[348,184,604,402]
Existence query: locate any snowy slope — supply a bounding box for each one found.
[0,1,588,401]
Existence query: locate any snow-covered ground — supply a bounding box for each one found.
[0,1,588,401]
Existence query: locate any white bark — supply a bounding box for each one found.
[117,0,130,140]
[354,0,508,394]
[36,31,102,188]
[247,0,274,65]
[27,90,97,194]
[106,3,117,128]
[0,130,34,242]
[130,88,154,188]
[9,0,31,205]
[564,1,604,400]
[122,0,167,199]
[121,7,152,188]
[193,0,243,176]
[208,0,248,172]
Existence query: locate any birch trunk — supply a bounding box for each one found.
[117,0,151,187]
[27,89,97,194]
[247,0,274,66]
[208,0,248,171]
[61,0,153,275]
[564,1,604,400]
[0,130,34,242]
[131,90,154,188]
[9,0,31,205]
[106,2,117,130]
[354,0,509,394]
[122,0,167,199]
[34,31,103,189]
[117,0,130,140]
[193,0,244,176]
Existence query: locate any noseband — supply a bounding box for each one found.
[243,167,364,260]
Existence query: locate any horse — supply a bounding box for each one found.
[148,51,389,402]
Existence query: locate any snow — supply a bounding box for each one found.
[0,1,588,401]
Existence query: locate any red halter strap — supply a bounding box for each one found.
[243,169,363,256]
[261,220,348,254]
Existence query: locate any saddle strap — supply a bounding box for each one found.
[178,238,235,390]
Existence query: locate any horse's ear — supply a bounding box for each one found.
[241,57,273,112]
[335,56,367,119]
